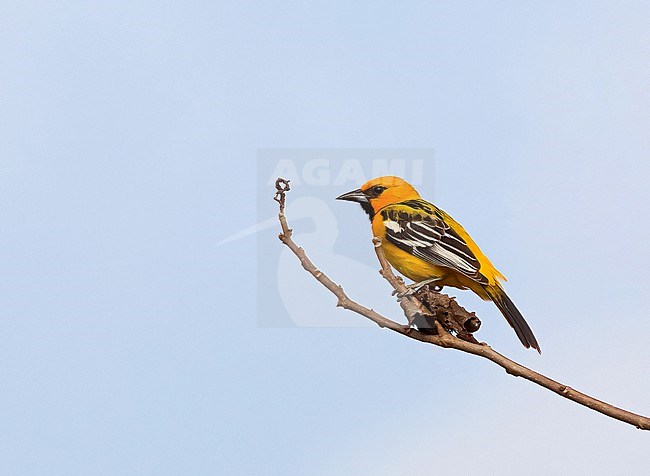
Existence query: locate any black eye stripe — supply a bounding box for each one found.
[365,185,387,198]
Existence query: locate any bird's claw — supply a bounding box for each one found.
[392,284,424,300]
[393,278,442,299]
[393,287,417,300]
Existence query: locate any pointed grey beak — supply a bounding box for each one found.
[336,188,368,203]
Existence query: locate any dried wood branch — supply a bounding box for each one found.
[273,177,650,431]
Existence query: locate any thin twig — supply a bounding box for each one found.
[273,177,650,431]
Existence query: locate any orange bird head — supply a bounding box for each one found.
[336,176,421,219]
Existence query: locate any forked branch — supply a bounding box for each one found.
[274,177,650,431]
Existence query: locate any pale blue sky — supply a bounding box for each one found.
[1,1,649,474]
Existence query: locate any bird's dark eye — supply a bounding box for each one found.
[364,185,388,198]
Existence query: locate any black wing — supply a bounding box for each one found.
[380,207,488,284]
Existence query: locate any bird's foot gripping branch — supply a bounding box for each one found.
[273,177,650,431]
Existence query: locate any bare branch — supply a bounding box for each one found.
[273,177,650,431]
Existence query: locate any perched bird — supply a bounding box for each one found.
[336,176,540,352]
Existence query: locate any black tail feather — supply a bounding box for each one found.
[489,288,541,353]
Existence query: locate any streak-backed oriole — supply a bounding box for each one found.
[337,176,540,352]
